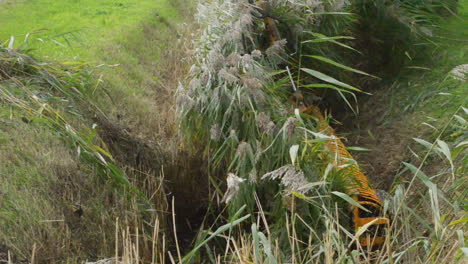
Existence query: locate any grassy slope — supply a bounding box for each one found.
[0,0,183,129]
[0,0,185,262]
[345,1,467,191]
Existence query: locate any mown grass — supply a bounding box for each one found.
[0,0,179,60]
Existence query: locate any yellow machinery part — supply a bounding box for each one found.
[304,106,381,203]
[302,105,389,248]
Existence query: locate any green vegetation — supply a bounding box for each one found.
[0,0,466,263]
[0,0,188,262]
[1,0,184,134]
[0,0,178,60]
[387,6,468,117]
[177,0,466,263]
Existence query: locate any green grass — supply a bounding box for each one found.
[0,0,188,262]
[386,0,467,118]
[0,0,179,60]
[0,0,182,134]
[350,1,467,134]
[0,0,185,138]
